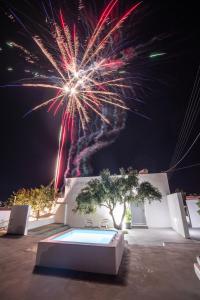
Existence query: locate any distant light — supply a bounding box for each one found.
[24,69,31,73]
[149,52,166,58]
[7,67,13,71]
[0,47,2,51]
[6,41,13,47]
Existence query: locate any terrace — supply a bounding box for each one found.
[0,224,200,300]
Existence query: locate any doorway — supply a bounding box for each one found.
[131,202,147,226]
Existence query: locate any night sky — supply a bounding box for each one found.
[0,0,200,202]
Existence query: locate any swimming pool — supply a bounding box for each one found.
[53,229,117,244]
[36,228,124,275]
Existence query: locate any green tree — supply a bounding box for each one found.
[6,185,55,219]
[75,168,162,229]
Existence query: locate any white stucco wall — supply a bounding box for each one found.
[62,177,113,227]
[186,200,200,228]
[167,193,189,238]
[56,173,171,228]
[141,173,171,227]
[54,198,67,224]
[28,217,55,230]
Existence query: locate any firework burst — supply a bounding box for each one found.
[2,0,142,189]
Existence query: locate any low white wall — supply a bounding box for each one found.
[186,200,200,228]
[0,209,11,227]
[167,193,189,238]
[0,208,55,230]
[56,173,171,228]
[28,216,55,230]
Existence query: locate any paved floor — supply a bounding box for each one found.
[0,226,200,300]
[189,228,200,241]
[125,228,200,246]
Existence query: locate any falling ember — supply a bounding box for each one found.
[149,52,166,58]
[3,0,143,190]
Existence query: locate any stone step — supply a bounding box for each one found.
[131,225,148,229]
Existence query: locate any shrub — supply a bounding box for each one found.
[6,185,55,219]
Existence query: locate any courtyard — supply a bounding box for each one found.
[0,0,200,299]
[0,225,199,300]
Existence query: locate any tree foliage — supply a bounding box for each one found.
[6,185,55,219]
[75,168,162,229]
[125,208,132,223]
[197,199,200,215]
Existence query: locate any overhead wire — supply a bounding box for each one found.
[169,65,200,168]
[168,162,200,173]
[167,130,200,172]
[171,77,200,165]
[170,67,200,165]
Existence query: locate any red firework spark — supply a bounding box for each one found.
[5,0,142,189]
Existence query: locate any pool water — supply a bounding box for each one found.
[53,229,117,244]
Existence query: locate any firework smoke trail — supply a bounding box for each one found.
[2,0,143,189]
[71,108,127,177]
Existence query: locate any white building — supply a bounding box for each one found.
[55,172,189,238]
[1,172,194,238]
